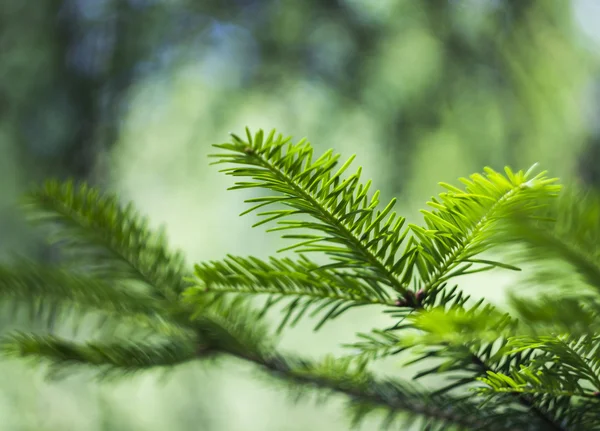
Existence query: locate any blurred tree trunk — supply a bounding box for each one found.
[0,0,140,260]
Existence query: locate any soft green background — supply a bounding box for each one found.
[1,1,600,429]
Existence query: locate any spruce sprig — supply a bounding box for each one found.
[0,261,163,317]
[0,128,594,430]
[22,180,188,299]
[186,254,395,331]
[406,165,560,296]
[212,129,408,296]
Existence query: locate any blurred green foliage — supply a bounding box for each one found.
[1,0,600,430]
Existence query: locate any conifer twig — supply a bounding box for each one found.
[220,348,530,430]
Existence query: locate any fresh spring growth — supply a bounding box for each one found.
[2,128,599,431]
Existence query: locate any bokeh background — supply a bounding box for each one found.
[2,0,600,429]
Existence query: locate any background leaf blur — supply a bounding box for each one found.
[2,0,600,430]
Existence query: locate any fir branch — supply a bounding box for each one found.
[212,130,558,321]
[213,130,567,429]
[189,295,275,362]
[0,259,193,339]
[345,285,473,364]
[493,187,600,295]
[501,335,600,394]
[399,304,595,431]
[0,261,164,317]
[346,301,570,430]
[5,134,592,429]
[22,180,188,300]
[2,328,535,430]
[479,371,599,399]
[246,353,538,431]
[404,165,560,298]
[212,129,408,295]
[344,328,409,362]
[186,254,394,331]
[1,332,199,380]
[508,291,600,336]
